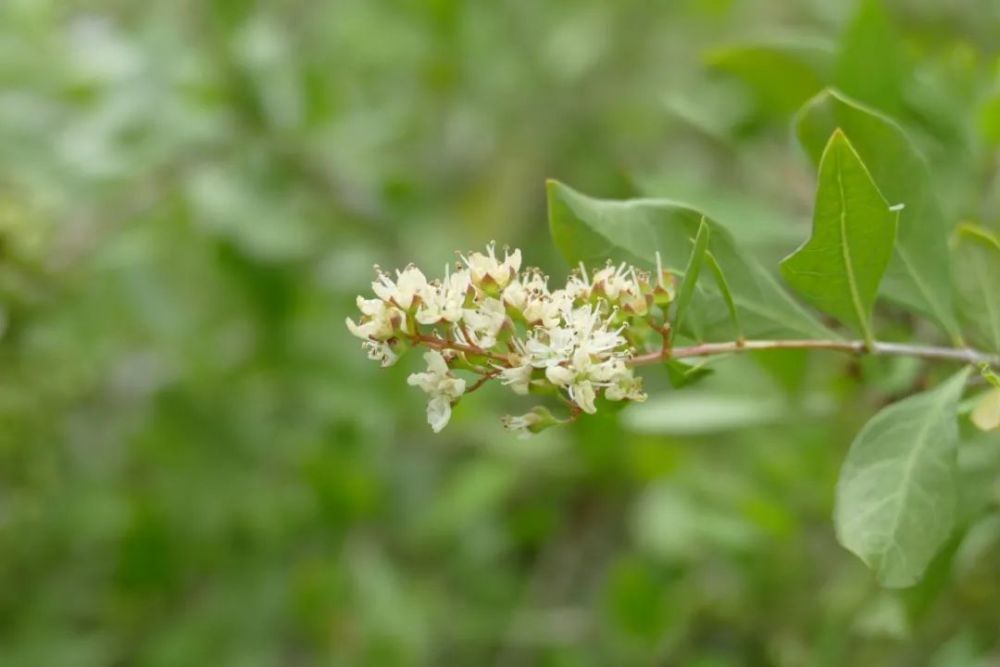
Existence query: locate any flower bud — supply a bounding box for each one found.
[501,406,560,438]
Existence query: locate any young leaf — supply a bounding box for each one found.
[704,251,743,340]
[835,368,970,588]
[796,89,962,344]
[546,180,834,341]
[673,218,710,334]
[781,130,896,346]
[952,224,1000,353]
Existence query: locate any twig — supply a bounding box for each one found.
[628,339,1000,368]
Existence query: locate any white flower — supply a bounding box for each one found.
[362,340,399,367]
[372,265,428,310]
[525,326,576,368]
[501,413,537,439]
[566,304,626,355]
[498,359,533,395]
[544,363,575,387]
[605,371,647,402]
[461,297,507,349]
[346,297,401,341]
[592,263,649,315]
[425,396,454,433]
[562,273,592,302]
[462,243,521,289]
[545,348,638,414]
[416,266,470,325]
[592,262,635,300]
[503,269,548,309]
[407,350,466,432]
[501,278,528,312]
[571,381,598,414]
[543,353,600,413]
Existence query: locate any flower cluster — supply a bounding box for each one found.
[347,243,673,435]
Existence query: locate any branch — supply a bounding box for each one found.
[628,339,1000,368]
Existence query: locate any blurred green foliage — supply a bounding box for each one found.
[0,0,998,665]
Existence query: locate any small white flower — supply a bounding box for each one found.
[416,266,470,325]
[461,297,507,349]
[426,396,454,433]
[362,340,399,367]
[562,273,592,302]
[346,297,401,341]
[525,326,576,368]
[462,243,521,289]
[498,360,533,395]
[501,413,537,439]
[605,372,647,402]
[592,263,649,315]
[571,381,598,414]
[591,263,632,300]
[523,295,565,329]
[503,269,549,310]
[501,278,528,312]
[372,265,428,310]
[544,363,574,386]
[407,350,466,432]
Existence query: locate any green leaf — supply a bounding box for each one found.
[546,179,834,341]
[796,89,962,343]
[952,223,1000,353]
[673,217,710,334]
[706,39,832,118]
[781,130,896,345]
[835,368,970,588]
[704,251,743,340]
[834,0,906,117]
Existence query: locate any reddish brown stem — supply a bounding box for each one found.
[409,333,510,363]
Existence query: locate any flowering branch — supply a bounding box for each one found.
[347,243,996,437]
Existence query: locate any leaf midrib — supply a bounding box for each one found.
[879,387,953,576]
[835,144,874,345]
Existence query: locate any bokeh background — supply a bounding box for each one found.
[1,0,999,665]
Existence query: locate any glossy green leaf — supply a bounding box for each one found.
[547,180,834,341]
[796,89,962,343]
[835,368,970,588]
[834,0,906,117]
[781,130,896,344]
[952,223,1000,353]
[673,217,710,334]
